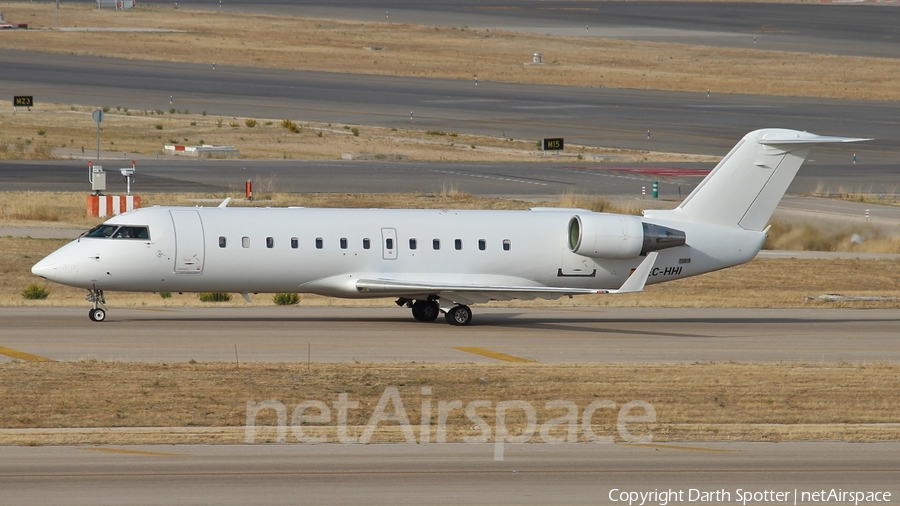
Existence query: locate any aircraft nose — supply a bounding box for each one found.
[31,259,58,280]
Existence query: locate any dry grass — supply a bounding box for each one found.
[0,190,644,227]
[634,257,900,309]
[1,3,898,101]
[0,138,53,160]
[764,219,900,254]
[810,183,900,208]
[0,361,897,444]
[4,233,900,309]
[0,102,711,162]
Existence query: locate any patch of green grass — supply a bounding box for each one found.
[21,283,50,300]
[272,293,300,305]
[199,292,232,302]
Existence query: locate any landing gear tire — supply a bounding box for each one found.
[411,300,440,322]
[444,305,472,326]
[86,288,107,323]
[88,307,107,322]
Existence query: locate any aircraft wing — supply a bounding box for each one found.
[355,252,658,305]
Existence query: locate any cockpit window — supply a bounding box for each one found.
[85,224,119,238]
[84,224,150,240]
[114,226,150,239]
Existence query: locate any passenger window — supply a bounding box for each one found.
[219,236,227,248]
[315,237,323,249]
[455,239,462,250]
[340,238,348,249]
[291,237,298,249]
[266,237,274,249]
[433,239,440,250]
[242,237,250,248]
[503,239,511,251]
[409,238,417,250]
[478,239,486,251]
[386,238,394,250]
[363,238,371,250]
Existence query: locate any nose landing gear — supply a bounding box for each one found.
[86,289,107,322]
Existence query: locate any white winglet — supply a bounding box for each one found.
[609,252,658,294]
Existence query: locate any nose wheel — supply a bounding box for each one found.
[88,307,107,322]
[86,288,107,323]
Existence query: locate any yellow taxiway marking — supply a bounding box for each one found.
[454,346,536,363]
[624,443,738,453]
[78,447,187,457]
[0,345,54,362]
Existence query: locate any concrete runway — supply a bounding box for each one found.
[1,442,897,505]
[2,307,898,364]
[2,158,898,196]
[135,0,900,58]
[2,48,897,163]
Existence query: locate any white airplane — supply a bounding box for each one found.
[32,129,867,325]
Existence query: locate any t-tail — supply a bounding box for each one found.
[644,129,870,231]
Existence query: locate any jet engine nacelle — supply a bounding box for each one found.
[567,214,686,259]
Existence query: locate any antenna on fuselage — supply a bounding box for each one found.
[218,197,232,208]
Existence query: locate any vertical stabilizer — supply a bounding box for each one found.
[645,129,870,231]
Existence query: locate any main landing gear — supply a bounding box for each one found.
[443,304,472,326]
[397,298,473,326]
[411,299,440,322]
[87,288,107,322]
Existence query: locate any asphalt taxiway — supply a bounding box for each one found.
[1,442,897,506]
[1,307,898,364]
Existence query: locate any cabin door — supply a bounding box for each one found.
[382,228,398,260]
[170,210,205,273]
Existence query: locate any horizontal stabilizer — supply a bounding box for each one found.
[758,134,872,145]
